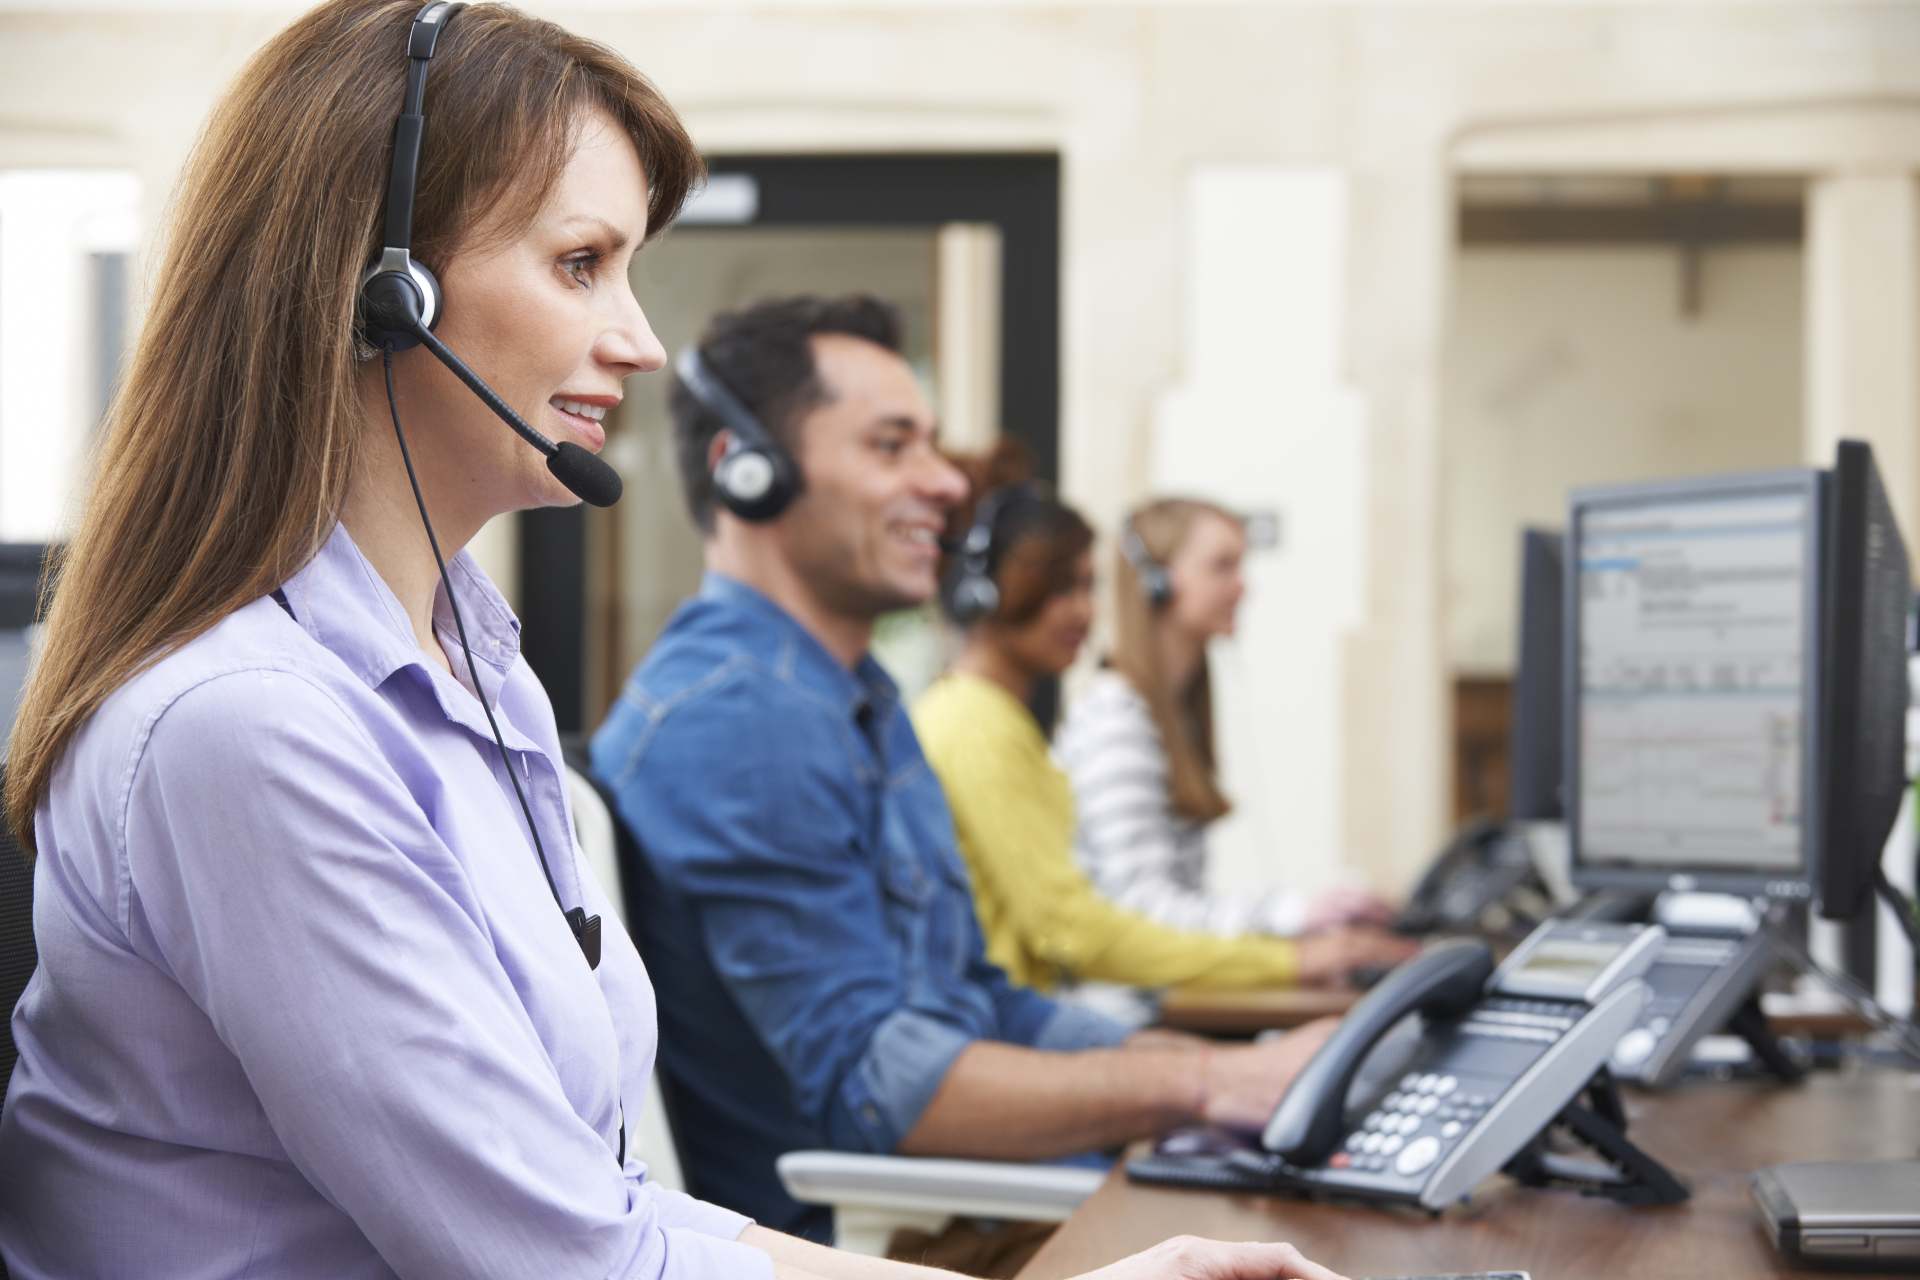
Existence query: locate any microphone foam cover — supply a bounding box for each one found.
[547,441,623,508]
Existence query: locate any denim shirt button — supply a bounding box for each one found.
[861,1104,880,1125]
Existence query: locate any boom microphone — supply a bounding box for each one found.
[405,316,624,508]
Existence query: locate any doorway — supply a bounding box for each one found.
[521,152,1061,733]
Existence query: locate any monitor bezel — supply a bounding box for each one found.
[1565,468,1825,903]
[1509,528,1565,823]
[1814,439,1911,923]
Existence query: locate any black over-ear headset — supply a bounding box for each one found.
[356,1,621,509]
[674,345,802,523]
[1121,519,1173,610]
[948,485,1029,624]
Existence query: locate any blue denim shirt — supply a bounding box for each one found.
[591,575,1128,1238]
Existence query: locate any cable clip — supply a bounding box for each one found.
[566,907,602,970]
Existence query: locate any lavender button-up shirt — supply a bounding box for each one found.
[0,525,772,1280]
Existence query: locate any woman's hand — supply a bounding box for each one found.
[1075,1236,1350,1280]
[1292,927,1420,987]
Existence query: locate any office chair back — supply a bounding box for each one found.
[559,760,686,1193]
[0,762,32,1279]
[0,763,33,1111]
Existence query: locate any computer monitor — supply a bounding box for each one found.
[1816,439,1913,930]
[1509,529,1564,822]
[1566,470,1824,901]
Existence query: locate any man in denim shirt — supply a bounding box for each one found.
[592,296,1334,1242]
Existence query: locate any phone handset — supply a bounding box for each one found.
[1262,940,1494,1165]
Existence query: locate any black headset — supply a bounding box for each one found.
[1121,518,1173,610]
[357,1,458,354]
[674,346,802,523]
[355,1,621,509]
[947,485,1029,624]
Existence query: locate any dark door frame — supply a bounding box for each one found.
[521,151,1062,732]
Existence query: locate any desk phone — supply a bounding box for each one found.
[1131,921,1688,1210]
[1608,927,1798,1086]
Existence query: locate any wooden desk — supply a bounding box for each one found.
[1018,1071,1920,1279]
[1158,986,1873,1041]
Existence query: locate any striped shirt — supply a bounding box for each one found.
[1056,670,1306,937]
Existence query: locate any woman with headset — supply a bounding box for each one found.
[0,3,1347,1278]
[1054,499,1397,940]
[913,453,1415,1012]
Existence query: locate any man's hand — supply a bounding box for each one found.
[1198,1018,1339,1131]
[1076,1236,1350,1280]
[1292,927,1420,987]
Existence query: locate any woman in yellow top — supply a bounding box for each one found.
[913,464,1417,997]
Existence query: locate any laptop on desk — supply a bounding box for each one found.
[1753,1160,1920,1271]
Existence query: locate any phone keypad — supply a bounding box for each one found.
[1328,1074,1493,1177]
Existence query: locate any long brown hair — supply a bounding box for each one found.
[4,0,701,850]
[1110,497,1244,824]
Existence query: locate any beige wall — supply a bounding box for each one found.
[1443,244,1806,675]
[3,2,1916,894]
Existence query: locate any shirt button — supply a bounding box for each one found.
[862,1104,880,1125]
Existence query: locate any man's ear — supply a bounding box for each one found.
[706,430,732,472]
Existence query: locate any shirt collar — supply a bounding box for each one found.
[279,522,523,701]
[698,572,899,724]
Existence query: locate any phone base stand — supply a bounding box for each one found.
[1502,1069,1689,1207]
[1724,995,1807,1084]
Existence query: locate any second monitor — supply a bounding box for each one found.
[1567,470,1824,904]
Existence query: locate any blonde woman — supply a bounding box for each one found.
[0,4,1349,1279]
[1055,499,1395,939]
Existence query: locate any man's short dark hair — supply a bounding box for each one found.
[671,294,904,532]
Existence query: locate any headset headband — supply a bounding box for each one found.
[1120,522,1156,571]
[376,2,464,268]
[675,346,780,450]
[963,485,1027,563]
[1121,515,1173,608]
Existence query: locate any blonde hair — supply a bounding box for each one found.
[1109,497,1244,824]
[5,0,702,850]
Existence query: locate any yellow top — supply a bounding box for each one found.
[913,671,1299,993]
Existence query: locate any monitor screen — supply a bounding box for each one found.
[1568,472,1822,899]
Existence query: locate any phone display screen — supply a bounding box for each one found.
[1506,938,1624,993]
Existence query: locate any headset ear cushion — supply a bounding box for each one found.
[950,575,1000,625]
[714,441,799,522]
[358,261,442,353]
